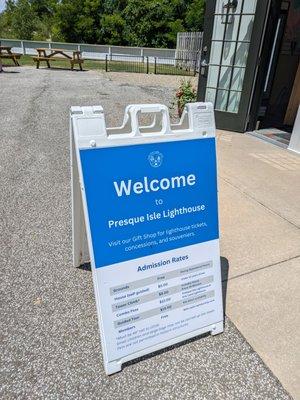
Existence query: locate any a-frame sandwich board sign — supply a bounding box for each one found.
[70,103,224,375]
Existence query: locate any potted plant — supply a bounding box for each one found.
[175,79,197,117]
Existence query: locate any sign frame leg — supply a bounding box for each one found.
[70,125,89,268]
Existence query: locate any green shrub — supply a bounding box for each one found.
[175,79,197,117]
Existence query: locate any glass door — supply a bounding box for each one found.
[198,0,271,132]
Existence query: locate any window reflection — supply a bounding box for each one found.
[205,0,257,113]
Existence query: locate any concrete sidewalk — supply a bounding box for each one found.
[217,130,300,399]
[0,67,298,399]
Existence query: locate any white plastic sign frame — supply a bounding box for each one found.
[70,103,224,374]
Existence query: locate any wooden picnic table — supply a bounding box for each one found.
[33,48,84,70]
[0,45,22,66]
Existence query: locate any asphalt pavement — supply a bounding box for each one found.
[0,67,293,399]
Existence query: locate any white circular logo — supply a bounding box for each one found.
[148,151,163,168]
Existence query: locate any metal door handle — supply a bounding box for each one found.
[200,59,209,76]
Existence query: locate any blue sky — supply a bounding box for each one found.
[0,0,6,13]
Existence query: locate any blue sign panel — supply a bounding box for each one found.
[80,138,219,268]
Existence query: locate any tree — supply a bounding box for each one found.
[0,0,206,46]
[30,0,57,18]
[123,0,175,47]
[30,0,58,40]
[185,0,205,31]
[0,0,59,40]
[9,0,39,40]
[54,0,103,43]
[0,1,15,38]
[100,13,126,45]
[53,0,84,42]
[166,19,185,45]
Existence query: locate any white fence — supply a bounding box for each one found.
[175,32,203,70]
[0,38,176,62]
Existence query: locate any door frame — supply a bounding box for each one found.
[198,0,272,132]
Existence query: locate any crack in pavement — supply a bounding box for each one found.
[223,254,300,282]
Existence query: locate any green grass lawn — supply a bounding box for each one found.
[2,54,196,76]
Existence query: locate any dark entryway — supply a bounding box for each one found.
[254,0,300,141]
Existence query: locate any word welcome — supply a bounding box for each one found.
[113,174,196,197]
